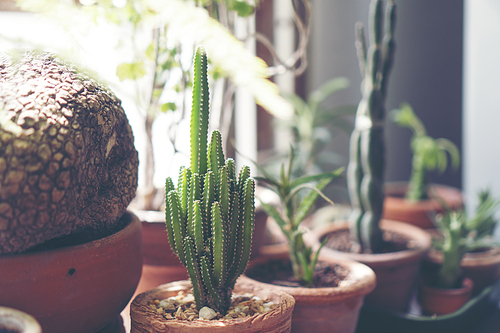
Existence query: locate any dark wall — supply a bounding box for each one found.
[305,0,463,195]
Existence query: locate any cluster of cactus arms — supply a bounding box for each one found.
[390,103,460,202]
[434,190,500,289]
[347,0,396,253]
[164,46,255,315]
[256,148,343,287]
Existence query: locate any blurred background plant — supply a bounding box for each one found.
[390,102,460,202]
[10,0,314,211]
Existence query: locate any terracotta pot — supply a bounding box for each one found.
[0,307,41,333]
[130,280,295,333]
[425,244,500,296]
[418,277,474,315]
[311,219,431,312]
[238,252,376,333]
[383,182,463,229]
[0,211,143,333]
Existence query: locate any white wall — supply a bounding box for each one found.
[463,0,500,226]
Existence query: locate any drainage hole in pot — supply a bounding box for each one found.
[67,268,76,277]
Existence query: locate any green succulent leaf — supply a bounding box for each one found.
[116,61,147,81]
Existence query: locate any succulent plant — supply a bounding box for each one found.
[164,46,255,315]
[0,52,138,255]
[347,0,396,252]
[390,102,460,202]
[433,190,500,288]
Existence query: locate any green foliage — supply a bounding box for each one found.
[347,0,396,252]
[433,189,500,289]
[256,148,343,287]
[390,102,460,201]
[165,47,255,314]
[279,77,356,177]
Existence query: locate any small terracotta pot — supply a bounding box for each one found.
[0,211,143,333]
[0,307,42,333]
[311,219,431,312]
[130,280,295,333]
[238,253,376,333]
[383,182,463,229]
[418,277,474,315]
[425,244,500,295]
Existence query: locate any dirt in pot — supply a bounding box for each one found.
[245,259,350,288]
[0,328,20,333]
[322,229,414,254]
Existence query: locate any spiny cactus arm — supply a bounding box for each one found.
[226,158,236,180]
[208,130,225,174]
[218,166,230,222]
[228,177,255,287]
[212,202,226,287]
[188,173,201,237]
[355,22,368,79]
[200,256,222,309]
[190,46,210,175]
[165,177,177,253]
[237,165,251,193]
[226,190,240,265]
[380,0,396,99]
[183,236,204,309]
[347,129,365,242]
[178,167,191,221]
[167,190,187,265]
[192,200,205,255]
[202,171,216,225]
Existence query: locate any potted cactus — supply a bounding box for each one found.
[130,46,295,333]
[236,149,376,333]
[311,0,431,313]
[424,189,500,298]
[383,102,463,229]
[0,52,143,333]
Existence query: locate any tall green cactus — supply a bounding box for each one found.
[347,0,396,252]
[164,46,255,315]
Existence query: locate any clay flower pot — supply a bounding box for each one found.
[418,277,474,315]
[311,219,431,312]
[0,211,143,333]
[383,182,463,229]
[238,252,376,333]
[130,280,295,333]
[425,245,500,296]
[0,307,42,333]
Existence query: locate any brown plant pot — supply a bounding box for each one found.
[0,211,143,333]
[130,280,295,333]
[383,182,463,229]
[311,219,431,312]
[237,252,376,333]
[425,244,500,296]
[418,277,474,315]
[0,307,42,333]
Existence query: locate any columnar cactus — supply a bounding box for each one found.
[347,0,396,252]
[164,46,255,315]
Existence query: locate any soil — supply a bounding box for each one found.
[322,229,413,254]
[245,259,350,288]
[0,329,19,333]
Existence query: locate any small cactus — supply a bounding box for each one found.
[347,0,396,252]
[164,46,255,315]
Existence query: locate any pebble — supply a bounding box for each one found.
[199,306,217,320]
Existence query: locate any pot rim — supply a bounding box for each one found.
[311,219,432,266]
[384,182,463,205]
[239,253,376,304]
[131,280,295,331]
[0,306,42,333]
[420,277,474,296]
[0,211,139,260]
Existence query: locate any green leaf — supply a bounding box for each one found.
[228,0,255,17]
[161,102,177,113]
[289,168,343,190]
[116,61,146,81]
[308,77,350,111]
[293,176,336,226]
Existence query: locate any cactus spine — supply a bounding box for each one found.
[347,0,396,252]
[164,46,255,314]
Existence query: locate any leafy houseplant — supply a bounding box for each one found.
[256,149,343,286]
[164,46,255,314]
[383,103,463,229]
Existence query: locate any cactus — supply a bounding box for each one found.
[347,0,396,252]
[434,190,500,288]
[164,46,255,314]
[390,103,460,202]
